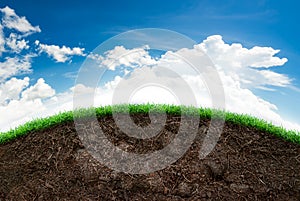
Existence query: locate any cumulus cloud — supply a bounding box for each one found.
[195,35,290,89]
[0,77,55,131]
[0,6,41,34]
[5,33,29,53]
[0,98,47,131]
[21,78,55,101]
[0,55,32,82]
[0,77,29,105]
[89,45,157,70]
[196,35,287,68]
[35,40,85,62]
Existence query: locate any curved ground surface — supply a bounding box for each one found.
[0,114,300,200]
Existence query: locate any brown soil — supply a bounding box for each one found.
[0,114,300,200]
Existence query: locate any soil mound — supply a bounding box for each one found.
[0,114,300,200]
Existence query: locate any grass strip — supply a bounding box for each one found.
[0,104,299,144]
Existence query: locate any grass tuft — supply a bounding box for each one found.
[0,104,299,144]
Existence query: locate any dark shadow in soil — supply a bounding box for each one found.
[0,114,300,200]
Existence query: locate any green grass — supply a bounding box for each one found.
[0,104,299,145]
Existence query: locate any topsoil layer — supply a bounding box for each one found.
[0,114,300,200]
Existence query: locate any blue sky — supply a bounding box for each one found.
[0,0,300,131]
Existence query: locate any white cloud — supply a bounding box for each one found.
[0,77,55,131]
[0,55,32,82]
[0,77,29,105]
[5,33,29,53]
[196,35,287,68]
[0,98,45,131]
[0,6,41,34]
[0,24,5,55]
[21,78,55,101]
[90,45,157,70]
[258,70,291,87]
[36,40,85,62]
[195,35,290,89]
[103,75,122,91]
